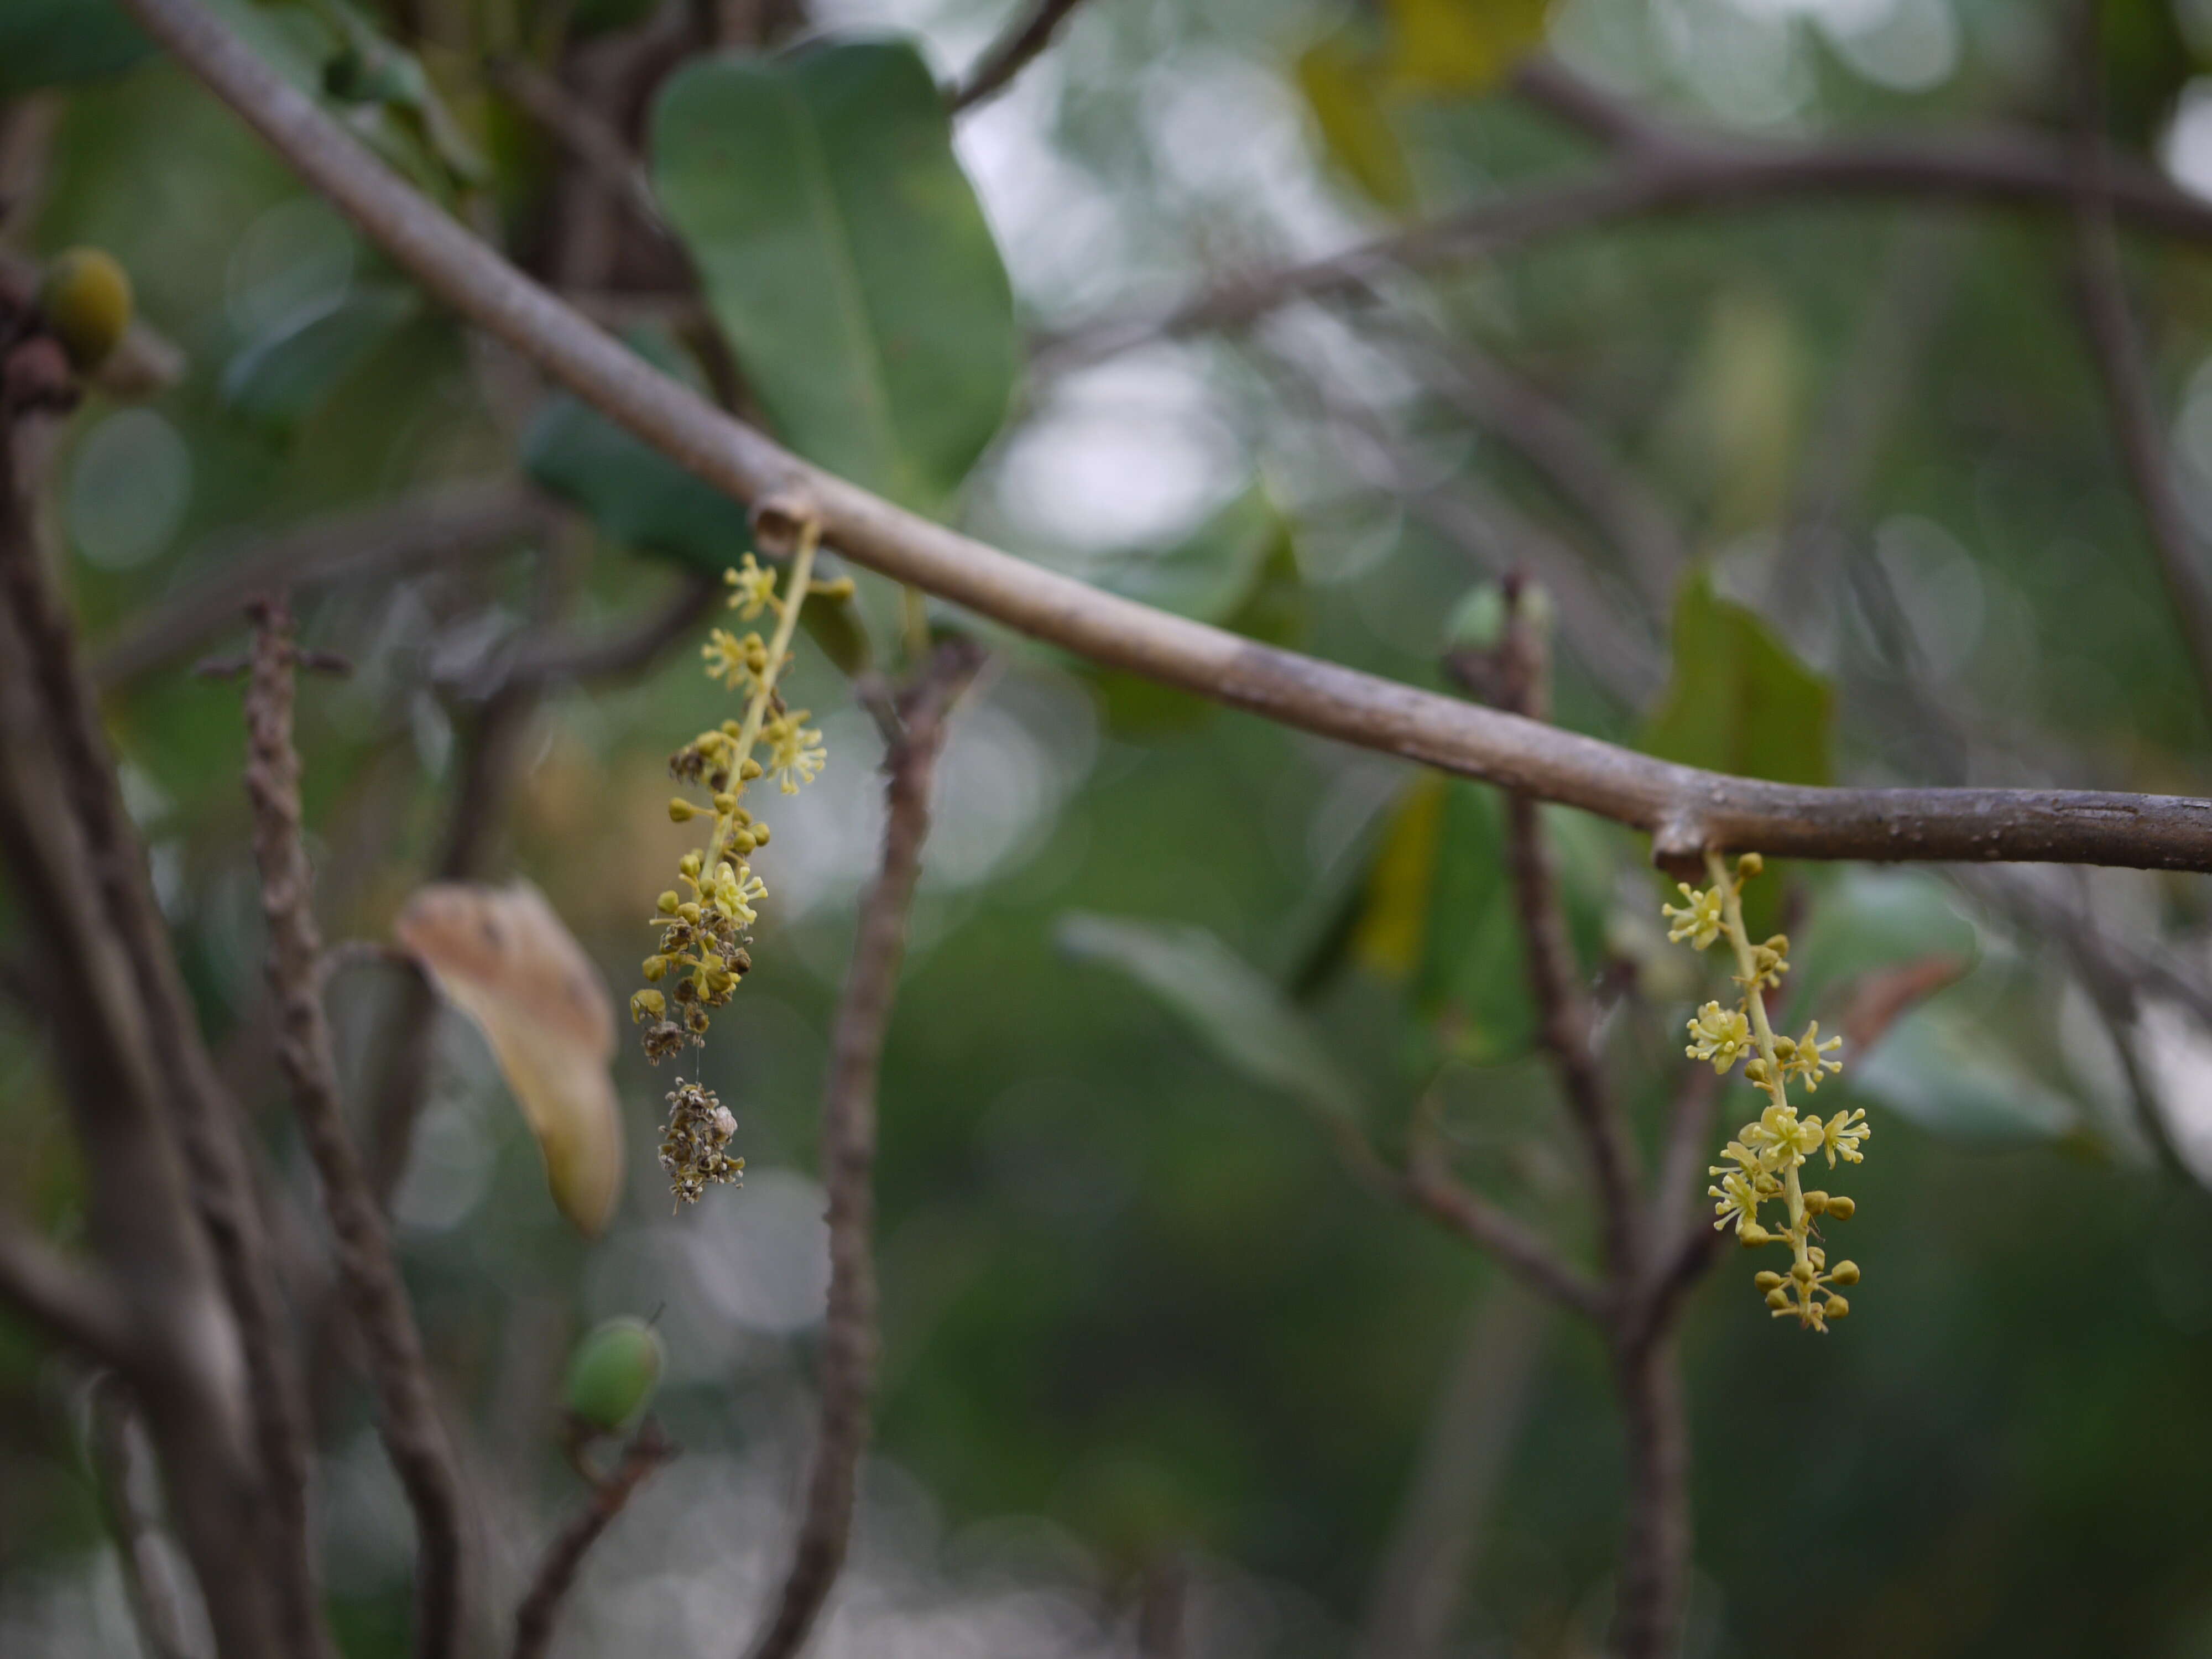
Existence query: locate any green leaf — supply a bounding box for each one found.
[0,0,152,96]
[1849,996,2077,1144]
[220,288,420,436]
[523,395,752,571]
[1641,571,1834,786]
[1082,488,1307,732]
[1297,36,1415,210]
[650,38,1019,514]
[1057,912,1367,1130]
[1386,0,1548,91]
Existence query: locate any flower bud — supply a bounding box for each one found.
[1737,852,1764,877]
[1791,1260,1815,1283]
[1765,1286,1791,1310]
[1830,1260,1860,1286]
[668,797,700,822]
[1823,1295,1849,1319]
[739,758,763,781]
[1739,1223,1771,1246]
[1803,1190,1829,1215]
[750,822,770,847]
[564,1317,665,1433]
[1825,1196,1855,1220]
[1754,1271,1785,1291]
[656,890,681,915]
[641,955,669,982]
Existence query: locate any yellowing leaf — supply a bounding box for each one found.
[394,881,624,1237]
[1297,37,1416,209]
[1352,773,1446,978]
[1387,0,1550,92]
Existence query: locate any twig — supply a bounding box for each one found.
[493,59,669,235]
[948,0,1095,112]
[1353,1277,1549,1659]
[745,636,985,1659]
[1452,586,1643,1279]
[1402,1112,1605,1319]
[0,393,332,1659]
[240,598,470,1659]
[0,1212,135,1367]
[2064,3,2212,723]
[93,479,555,688]
[1610,1335,1691,1659]
[87,1375,197,1659]
[473,568,722,693]
[1041,128,2212,370]
[511,1421,677,1659]
[117,0,2212,875]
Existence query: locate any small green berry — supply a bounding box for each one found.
[564,1316,665,1433]
[38,248,133,371]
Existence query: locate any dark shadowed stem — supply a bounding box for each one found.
[240,600,470,1659]
[1610,1336,1691,1659]
[948,0,1093,111]
[92,479,556,689]
[108,0,2212,875]
[2065,6,2212,725]
[1354,1277,1550,1659]
[0,411,331,1659]
[88,1375,196,1659]
[493,60,667,234]
[744,637,984,1659]
[512,1421,677,1659]
[1652,1066,1720,1259]
[0,1213,134,1366]
[1465,585,1642,1281]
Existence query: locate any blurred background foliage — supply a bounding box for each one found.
[11,0,2212,1653]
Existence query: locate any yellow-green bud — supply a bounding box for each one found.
[564,1316,665,1433]
[1825,1195,1855,1220]
[1737,852,1764,877]
[677,902,702,923]
[1830,1260,1860,1286]
[1754,1270,1785,1292]
[641,955,669,982]
[668,797,700,822]
[738,758,763,781]
[1803,1190,1829,1215]
[38,248,133,371]
[1824,1295,1850,1319]
[657,890,681,915]
[1740,1223,1772,1246]
[1791,1260,1815,1283]
[628,988,665,1022]
[749,822,770,847]
[1765,1286,1791,1310]
[679,852,702,878]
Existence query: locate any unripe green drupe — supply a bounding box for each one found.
[564,1316,665,1433]
[38,248,133,371]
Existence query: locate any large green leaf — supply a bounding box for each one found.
[650,39,1019,515]
[0,0,151,96]
[220,288,420,436]
[1641,571,1834,786]
[1057,913,1367,1131]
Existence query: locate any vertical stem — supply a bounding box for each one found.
[1610,1336,1691,1659]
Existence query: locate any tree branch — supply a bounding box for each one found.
[119,0,2212,875]
[0,1213,135,1368]
[948,0,1095,112]
[745,637,984,1659]
[238,599,470,1659]
[511,1421,676,1659]
[87,1375,197,1659]
[1402,1113,1606,1319]
[92,479,556,689]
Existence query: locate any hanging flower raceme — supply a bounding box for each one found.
[1665,852,1869,1332]
[628,519,856,1204]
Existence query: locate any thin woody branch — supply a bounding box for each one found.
[119,0,2212,875]
[948,0,1094,112]
[239,599,470,1659]
[745,637,984,1659]
[0,1213,135,1368]
[511,1421,677,1659]
[0,395,331,1659]
[87,1376,197,1659]
[1401,1114,1606,1319]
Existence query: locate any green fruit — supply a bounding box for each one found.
[563,1316,665,1432]
[38,247,133,371]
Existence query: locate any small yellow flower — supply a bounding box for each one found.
[629,988,666,1022]
[1663,882,1725,950]
[763,711,827,795]
[1708,1169,1764,1233]
[725,554,780,620]
[1685,1000,1751,1071]
[1820,1108,1870,1167]
[702,628,770,693]
[1779,1019,1844,1092]
[706,859,766,926]
[1744,1102,1824,1167]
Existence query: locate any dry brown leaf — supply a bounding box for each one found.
[394,880,623,1237]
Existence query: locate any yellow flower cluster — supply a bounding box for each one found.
[1665,851,1870,1332]
[629,533,850,1071]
